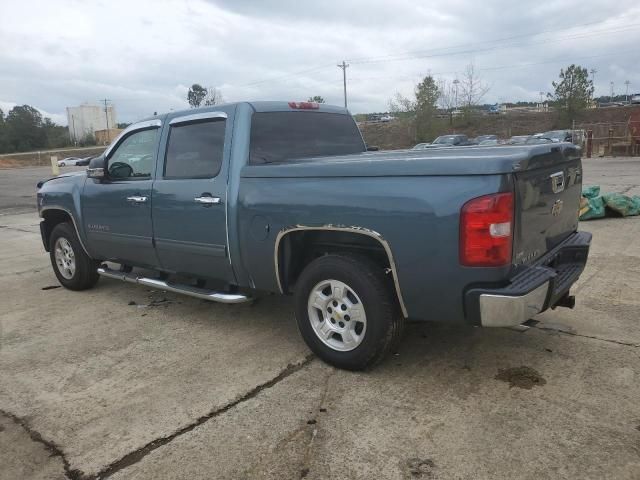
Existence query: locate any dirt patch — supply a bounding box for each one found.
[495,366,547,390]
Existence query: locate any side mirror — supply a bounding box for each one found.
[87,156,106,179]
[366,145,380,151]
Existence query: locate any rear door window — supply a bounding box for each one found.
[249,112,365,164]
[164,119,226,178]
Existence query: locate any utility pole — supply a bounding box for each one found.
[101,98,111,143]
[625,80,630,103]
[337,61,349,109]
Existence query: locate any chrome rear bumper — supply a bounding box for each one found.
[465,231,591,327]
[479,282,549,327]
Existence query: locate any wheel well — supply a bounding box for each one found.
[277,229,392,294]
[41,209,72,250]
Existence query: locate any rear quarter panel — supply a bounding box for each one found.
[237,173,512,323]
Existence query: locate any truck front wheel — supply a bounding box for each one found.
[294,254,403,370]
[49,222,100,291]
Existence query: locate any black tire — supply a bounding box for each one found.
[49,222,100,291]
[295,254,404,371]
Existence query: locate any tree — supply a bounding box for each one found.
[204,87,224,106]
[6,105,46,152]
[187,84,208,108]
[307,95,325,103]
[414,75,439,140]
[0,108,8,153]
[460,63,490,108]
[549,64,594,124]
[42,117,70,149]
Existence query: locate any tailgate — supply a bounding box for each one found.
[513,147,582,266]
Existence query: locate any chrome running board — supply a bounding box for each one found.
[97,267,251,304]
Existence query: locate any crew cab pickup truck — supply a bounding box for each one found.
[37,101,591,370]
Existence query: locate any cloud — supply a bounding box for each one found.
[0,0,639,124]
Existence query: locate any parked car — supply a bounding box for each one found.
[57,157,83,167]
[379,115,395,122]
[631,94,640,104]
[479,139,499,146]
[508,135,531,145]
[426,134,471,147]
[525,137,554,145]
[542,130,573,143]
[412,143,431,150]
[472,135,498,145]
[36,101,591,370]
[75,156,93,166]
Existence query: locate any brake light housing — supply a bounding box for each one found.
[460,192,514,267]
[288,101,320,110]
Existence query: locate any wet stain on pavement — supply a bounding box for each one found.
[495,366,547,390]
[404,458,436,478]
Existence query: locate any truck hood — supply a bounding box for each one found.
[36,170,86,189]
[241,144,581,178]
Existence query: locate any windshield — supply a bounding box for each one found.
[249,112,365,164]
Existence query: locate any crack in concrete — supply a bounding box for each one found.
[619,184,639,195]
[94,354,315,480]
[0,224,38,234]
[531,324,640,348]
[0,409,84,480]
[298,369,335,479]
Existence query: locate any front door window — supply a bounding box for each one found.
[108,129,158,179]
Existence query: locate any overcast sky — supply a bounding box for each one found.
[1,0,639,125]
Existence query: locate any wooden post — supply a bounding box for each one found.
[586,130,593,158]
[607,128,614,156]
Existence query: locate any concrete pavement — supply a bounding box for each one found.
[1,158,639,480]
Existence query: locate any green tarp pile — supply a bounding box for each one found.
[580,185,640,220]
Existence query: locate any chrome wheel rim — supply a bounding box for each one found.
[307,279,367,352]
[54,237,75,279]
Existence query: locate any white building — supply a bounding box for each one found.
[66,104,117,142]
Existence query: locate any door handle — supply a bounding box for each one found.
[194,195,221,205]
[126,195,148,204]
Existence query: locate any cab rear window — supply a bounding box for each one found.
[249,112,365,165]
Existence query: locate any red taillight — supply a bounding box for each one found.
[288,101,320,110]
[460,192,514,267]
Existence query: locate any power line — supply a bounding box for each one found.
[346,24,640,66]
[346,50,634,83]
[233,20,639,89]
[343,19,626,64]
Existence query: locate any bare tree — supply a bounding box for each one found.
[437,79,456,111]
[203,87,225,106]
[388,92,415,113]
[459,64,490,108]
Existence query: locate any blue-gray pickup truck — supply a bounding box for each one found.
[36,101,591,370]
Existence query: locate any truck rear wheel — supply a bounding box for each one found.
[49,222,100,291]
[294,254,403,370]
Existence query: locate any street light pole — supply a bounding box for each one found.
[625,80,630,103]
[453,79,460,109]
[610,81,615,101]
